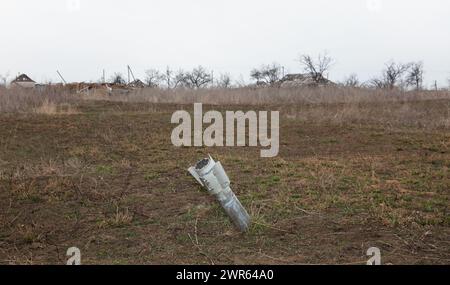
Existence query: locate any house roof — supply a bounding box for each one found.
[11,74,35,83]
[128,79,145,87]
[280,73,335,87]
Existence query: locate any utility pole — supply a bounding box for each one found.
[127,66,130,84]
[435,80,438,91]
[127,65,136,84]
[56,70,67,85]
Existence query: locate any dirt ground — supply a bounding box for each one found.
[0,100,449,264]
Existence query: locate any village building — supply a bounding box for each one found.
[279,73,335,88]
[10,74,36,88]
[128,79,145,88]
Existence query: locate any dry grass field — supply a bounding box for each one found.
[0,87,449,264]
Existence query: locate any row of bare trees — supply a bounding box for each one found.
[250,63,283,86]
[249,53,334,86]
[107,66,231,89]
[248,53,436,91]
[248,54,428,90]
[367,61,425,90]
[144,66,233,89]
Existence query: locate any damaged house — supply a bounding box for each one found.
[279,73,335,88]
[128,79,145,88]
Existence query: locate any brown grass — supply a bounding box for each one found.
[0,98,448,264]
[3,86,448,129]
[0,87,77,113]
[117,87,449,130]
[33,100,79,115]
[122,86,450,105]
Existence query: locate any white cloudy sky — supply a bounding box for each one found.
[1,0,449,87]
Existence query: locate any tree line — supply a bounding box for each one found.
[110,66,232,89]
[121,53,438,91]
[1,53,448,90]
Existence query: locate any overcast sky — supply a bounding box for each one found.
[1,0,449,87]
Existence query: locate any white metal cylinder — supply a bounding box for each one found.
[190,156,251,232]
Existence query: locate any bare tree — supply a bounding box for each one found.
[217,73,232,88]
[250,63,282,86]
[265,63,282,85]
[145,69,164,88]
[343,74,360,87]
[299,52,333,83]
[368,77,387,89]
[406,62,424,90]
[184,66,212,88]
[110,73,126,85]
[250,69,264,84]
[0,72,10,86]
[172,69,188,89]
[368,61,414,90]
[163,66,173,89]
[382,61,411,89]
